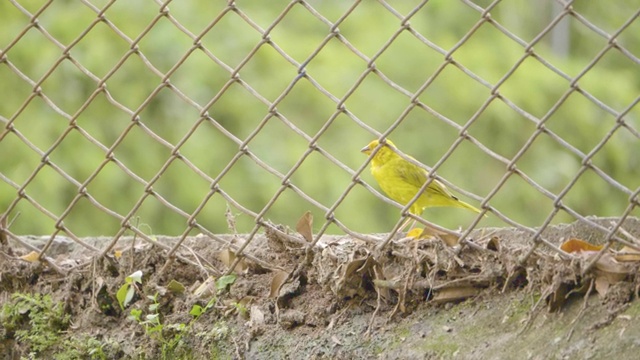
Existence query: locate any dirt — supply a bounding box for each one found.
[1,217,640,359]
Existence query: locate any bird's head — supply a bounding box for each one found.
[360,139,397,155]
[361,139,399,166]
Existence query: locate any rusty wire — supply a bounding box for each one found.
[0,0,638,276]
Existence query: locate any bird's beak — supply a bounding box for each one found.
[360,145,370,154]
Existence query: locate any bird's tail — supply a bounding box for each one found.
[455,199,486,216]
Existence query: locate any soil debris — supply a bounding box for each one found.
[1,217,640,359]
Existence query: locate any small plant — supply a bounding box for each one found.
[0,293,70,356]
[129,293,190,359]
[117,270,143,310]
[189,296,216,320]
[56,335,113,360]
[129,293,164,338]
[215,274,237,293]
[127,275,236,359]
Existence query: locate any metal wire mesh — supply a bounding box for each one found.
[1,0,639,275]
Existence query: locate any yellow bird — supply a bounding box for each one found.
[360,139,481,217]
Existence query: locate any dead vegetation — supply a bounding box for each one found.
[1,217,640,359]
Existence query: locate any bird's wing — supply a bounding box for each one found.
[394,159,428,189]
[394,159,458,199]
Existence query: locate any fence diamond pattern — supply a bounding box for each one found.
[1,0,639,275]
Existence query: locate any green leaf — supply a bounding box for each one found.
[146,324,163,334]
[126,270,143,285]
[189,304,203,317]
[116,284,130,310]
[204,297,216,311]
[215,274,237,291]
[167,323,186,331]
[148,302,159,312]
[129,308,142,322]
[125,286,135,308]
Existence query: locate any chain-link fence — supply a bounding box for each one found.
[1,0,639,277]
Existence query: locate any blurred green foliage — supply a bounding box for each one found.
[0,0,638,236]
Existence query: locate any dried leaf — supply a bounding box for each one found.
[594,276,611,298]
[269,270,289,298]
[547,282,571,311]
[594,253,630,283]
[167,279,186,294]
[343,258,368,278]
[431,286,479,304]
[419,225,443,238]
[217,249,233,266]
[193,276,217,299]
[486,236,500,252]
[296,211,313,242]
[250,305,265,327]
[237,296,255,308]
[20,251,40,263]
[236,296,255,319]
[560,238,604,253]
[217,248,248,274]
[421,225,459,246]
[333,256,378,298]
[615,246,640,262]
[440,233,460,247]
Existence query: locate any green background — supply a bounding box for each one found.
[1,0,638,237]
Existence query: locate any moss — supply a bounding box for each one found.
[419,334,460,357]
[622,300,640,317]
[1,293,70,356]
